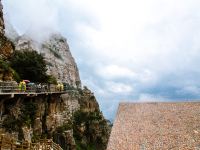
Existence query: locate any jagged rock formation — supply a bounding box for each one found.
[0,34,14,60]
[15,35,40,52]
[0,88,110,150]
[14,34,81,88]
[41,34,81,88]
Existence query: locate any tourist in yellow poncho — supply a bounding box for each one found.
[19,81,26,92]
[60,83,64,91]
[56,83,64,91]
[56,83,61,91]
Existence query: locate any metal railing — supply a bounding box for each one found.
[0,81,71,94]
[0,136,63,150]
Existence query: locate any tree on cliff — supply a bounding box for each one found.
[10,50,48,82]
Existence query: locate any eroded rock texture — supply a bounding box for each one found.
[0,0,14,81]
[0,0,4,35]
[0,0,14,60]
[0,88,110,150]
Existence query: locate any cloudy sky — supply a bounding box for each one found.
[3,0,200,120]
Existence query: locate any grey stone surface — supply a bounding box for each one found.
[107,102,200,150]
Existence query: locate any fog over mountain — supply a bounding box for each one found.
[3,0,200,120]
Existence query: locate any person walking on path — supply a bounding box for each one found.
[19,80,26,92]
[60,83,64,91]
[21,80,26,92]
[18,81,22,92]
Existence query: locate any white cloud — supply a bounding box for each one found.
[106,82,133,94]
[3,0,59,39]
[137,69,158,86]
[176,86,200,96]
[96,65,136,79]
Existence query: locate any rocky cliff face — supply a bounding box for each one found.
[0,0,4,35]
[0,87,110,150]
[14,34,81,87]
[15,35,40,52]
[0,0,14,81]
[73,87,111,150]
[41,34,81,87]
[0,0,13,60]
[0,34,14,60]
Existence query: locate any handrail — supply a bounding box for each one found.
[0,136,63,150]
[0,81,78,94]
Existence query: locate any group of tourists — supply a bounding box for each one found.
[18,80,64,92]
[56,83,64,91]
[18,80,26,92]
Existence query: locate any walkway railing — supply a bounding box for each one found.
[0,136,63,150]
[0,81,74,94]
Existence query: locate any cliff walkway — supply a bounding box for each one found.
[0,81,76,97]
[0,135,63,150]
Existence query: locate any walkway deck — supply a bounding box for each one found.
[0,91,67,98]
[107,102,200,150]
[0,82,77,98]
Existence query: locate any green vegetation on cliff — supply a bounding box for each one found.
[0,59,20,81]
[2,100,37,130]
[73,110,109,150]
[71,87,110,150]
[10,50,48,82]
[10,50,57,83]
